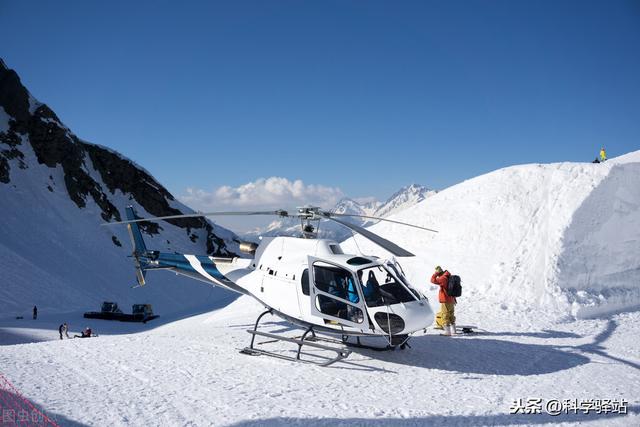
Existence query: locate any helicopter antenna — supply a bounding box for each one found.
[350,228,364,256]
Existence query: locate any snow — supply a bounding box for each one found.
[28,93,42,115]
[343,151,640,323]
[1,152,639,426]
[0,297,638,426]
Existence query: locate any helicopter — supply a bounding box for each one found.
[105,205,438,366]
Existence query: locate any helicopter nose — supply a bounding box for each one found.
[371,300,434,335]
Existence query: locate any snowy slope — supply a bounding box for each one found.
[343,152,640,322]
[244,184,435,242]
[0,60,239,318]
[1,138,638,425]
[1,296,638,426]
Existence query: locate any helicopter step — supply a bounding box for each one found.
[240,330,351,367]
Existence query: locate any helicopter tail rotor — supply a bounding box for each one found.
[124,206,150,286]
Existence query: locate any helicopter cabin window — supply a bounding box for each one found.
[346,257,372,266]
[312,262,363,323]
[301,269,310,296]
[358,265,416,307]
[315,295,364,324]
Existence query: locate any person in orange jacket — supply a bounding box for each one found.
[431,266,457,336]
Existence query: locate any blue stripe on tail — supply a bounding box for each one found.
[125,206,148,255]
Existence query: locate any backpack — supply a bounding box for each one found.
[447,275,462,297]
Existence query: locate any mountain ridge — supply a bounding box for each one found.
[0,59,239,315]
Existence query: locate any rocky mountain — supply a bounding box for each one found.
[243,184,436,242]
[0,59,239,315]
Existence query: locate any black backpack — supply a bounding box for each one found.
[447,275,462,297]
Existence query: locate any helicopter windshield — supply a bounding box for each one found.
[357,264,419,307]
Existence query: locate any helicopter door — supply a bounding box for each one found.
[307,256,367,330]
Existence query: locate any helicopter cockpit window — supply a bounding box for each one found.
[358,265,416,307]
[312,262,363,324]
[386,261,424,300]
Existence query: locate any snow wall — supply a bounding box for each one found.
[342,151,640,321]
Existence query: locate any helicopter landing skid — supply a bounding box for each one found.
[241,330,351,366]
[239,310,351,367]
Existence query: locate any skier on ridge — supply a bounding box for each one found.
[600,147,607,162]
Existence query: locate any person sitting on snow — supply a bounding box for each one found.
[431,266,457,336]
[58,323,70,340]
[74,327,92,338]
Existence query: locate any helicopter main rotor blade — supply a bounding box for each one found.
[329,213,438,233]
[102,210,288,226]
[325,215,415,257]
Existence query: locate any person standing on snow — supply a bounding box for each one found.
[431,266,457,336]
[58,323,70,340]
[600,147,607,162]
[33,305,37,320]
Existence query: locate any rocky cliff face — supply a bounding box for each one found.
[0,58,236,256]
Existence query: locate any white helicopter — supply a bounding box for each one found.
[105,206,437,366]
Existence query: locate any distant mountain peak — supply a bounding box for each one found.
[242,184,436,242]
[374,184,436,219]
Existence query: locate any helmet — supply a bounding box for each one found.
[435,265,443,274]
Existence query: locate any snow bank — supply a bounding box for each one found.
[343,151,640,321]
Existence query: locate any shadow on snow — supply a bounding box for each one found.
[228,405,639,427]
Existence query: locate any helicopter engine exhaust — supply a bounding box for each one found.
[239,241,258,255]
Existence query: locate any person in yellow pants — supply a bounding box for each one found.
[431,266,457,336]
[600,147,607,162]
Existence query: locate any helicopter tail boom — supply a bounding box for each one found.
[122,206,248,294]
[125,206,149,286]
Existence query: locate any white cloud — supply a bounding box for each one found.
[179,177,345,211]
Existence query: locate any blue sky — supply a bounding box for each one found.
[1,1,639,217]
